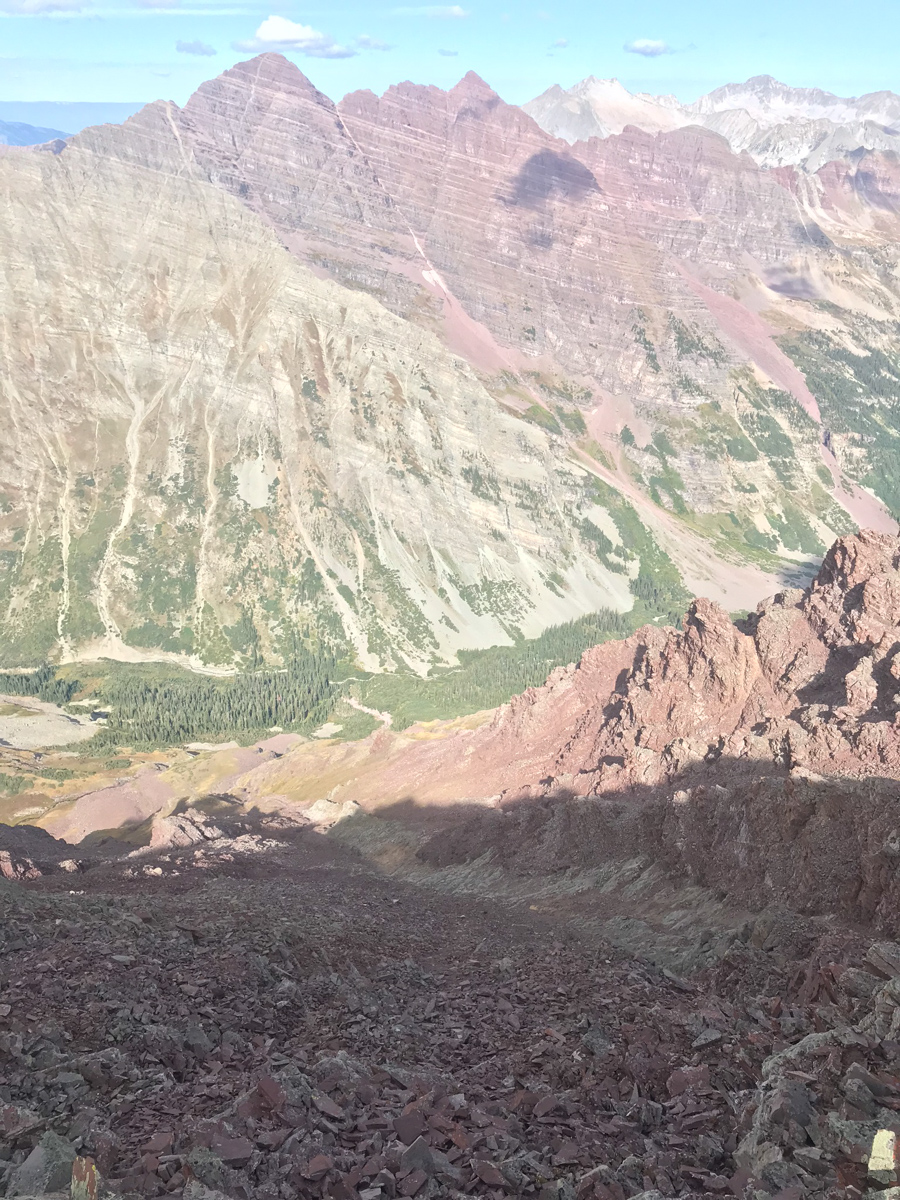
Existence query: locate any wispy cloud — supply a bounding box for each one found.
[177,38,215,54]
[551,37,567,47]
[0,0,82,13]
[623,38,673,57]
[233,15,357,57]
[437,47,458,55]
[391,5,468,16]
[356,33,393,50]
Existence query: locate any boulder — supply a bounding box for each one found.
[5,1132,76,1197]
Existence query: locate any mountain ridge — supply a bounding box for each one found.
[0,118,69,147]
[0,54,897,675]
[525,72,900,170]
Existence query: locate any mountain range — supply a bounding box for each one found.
[0,119,69,147]
[0,55,898,676]
[525,73,900,170]
[2,59,899,1200]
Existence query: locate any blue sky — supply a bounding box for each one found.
[2,0,899,109]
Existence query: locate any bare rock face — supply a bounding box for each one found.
[339,73,810,382]
[0,824,83,880]
[1,54,898,670]
[802,529,900,650]
[0,118,644,669]
[526,530,900,795]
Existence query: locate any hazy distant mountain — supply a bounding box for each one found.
[524,74,900,170]
[692,75,900,128]
[0,119,69,147]
[0,101,142,135]
[521,76,685,142]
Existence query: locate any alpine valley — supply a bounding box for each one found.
[6,54,900,1200]
[0,56,898,685]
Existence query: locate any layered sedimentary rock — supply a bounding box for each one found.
[0,130,639,669]
[0,55,898,670]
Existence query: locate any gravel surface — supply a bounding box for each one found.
[0,814,897,1200]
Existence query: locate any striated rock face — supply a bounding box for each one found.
[0,54,898,669]
[339,73,811,377]
[0,124,643,669]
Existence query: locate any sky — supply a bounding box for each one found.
[2,0,900,114]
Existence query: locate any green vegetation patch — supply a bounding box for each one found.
[779,327,900,518]
[0,773,32,796]
[632,313,660,373]
[555,406,587,436]
[668,316,727,365]
[521,404,562,435]
[4,652,336,750]
[0,664,78,705]
[356,609,635,730]
[94,653,336,748]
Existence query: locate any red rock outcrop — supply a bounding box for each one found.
[501,529,900,799]
[238,529,899,817]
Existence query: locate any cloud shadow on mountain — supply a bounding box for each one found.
[505,149,601,211]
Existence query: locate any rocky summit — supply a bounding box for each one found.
[1,46,900,1200]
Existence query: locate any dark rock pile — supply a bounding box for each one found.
[1,822,899,1200]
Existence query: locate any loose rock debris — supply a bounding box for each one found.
[1,830,900,1200]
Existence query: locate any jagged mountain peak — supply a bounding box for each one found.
[192,52,337,111]
[449,70,501,103]
[525,71,900,168]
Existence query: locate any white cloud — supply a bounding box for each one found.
[0,0,82,12]
[233,15,357,57]
[391,5,469,17]
[177,38,215,54]
[356,33,393,50]
[623,38,673,57]
[552,37,567,47]
[437,47,458,55]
